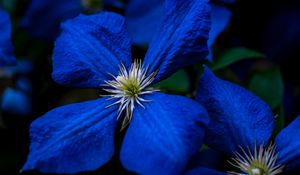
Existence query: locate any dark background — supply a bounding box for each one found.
[1,0,300,174]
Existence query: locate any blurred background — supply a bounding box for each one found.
[1,0,300,174]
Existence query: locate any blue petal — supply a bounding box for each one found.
[125,0,164,45]
[207,4,231,60]
[196,67,274,155]
[0,8,16,67]
[52,12,132,88]
[20,0,83,40]
[185,167,225,175]
[120,92,209,175]
[275,115,300,170]
[1,88,31,116]
[143,0,211,82]
[22,98,118,173]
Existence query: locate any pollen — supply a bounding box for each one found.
[228,143,284,175]
[103,60,158,129]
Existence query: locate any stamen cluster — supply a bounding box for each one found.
[103,60,157,129]
[228,144,284,175]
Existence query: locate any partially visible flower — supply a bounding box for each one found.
[195,67,300,174]
[1,87,31,116]
[20,0,84,40]
[0,7,16,67]
[0,8,32,121]
[20,0,142,41]
[1,60,33,116]
[22,0,211,174]
[207,3,232,60]
[125,0,164,45]
[125,0,231,62]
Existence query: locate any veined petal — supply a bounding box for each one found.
[52,12,132,88]
[196,68,274,155]
[22,98,118,173]
[120,92,209,175]
[125,0,164,45]
[207,4,232,60]
[0,8,16,67]
[275,115,300,170]
[143,0,211,82]
[185,167,226,175]
[20,0,83,40]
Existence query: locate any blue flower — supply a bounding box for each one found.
[125,0,165,45]
[22,0,211,174]
[20,0,84,40]
[1,60,33,116]
[125,0,231,62]
[1,87,32,116]
[195,67,300,174]
[0,8,16,67]
[20,0,124,41]
[207,3,231,60]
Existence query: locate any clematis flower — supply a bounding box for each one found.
[206,3,231,60]
[1,60,33,116]
[21,0,123,41]
[1,87,31,116]
[195,67,300,174]
[125,0,164,45]
[125,0,231,62]
[22,0,211,174]
[20,0,84,40]
[0,7,16,67]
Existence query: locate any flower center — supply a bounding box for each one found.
[249,168,265,175]
[228,144,284,175]
[116,75,141,97]
[103,60,157,129]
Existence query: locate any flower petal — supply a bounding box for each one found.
[22,98,118,173]
[207,4,231,60]
[275,115,300,170]
[196,68,274,155]
[0,8,16,67]
[143,0,211,82]
[125,0,164,45]
[52,12,132,88]
[20,0,83,40]
[185,167,226,175]
[120,92,209,175]
[1,88,31,116]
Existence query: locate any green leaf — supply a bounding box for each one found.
[211,47,265,70]
[153,69,189,94]
[248,67,284,109]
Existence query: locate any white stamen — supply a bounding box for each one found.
[228,143,284,175]
[103,60,158,130]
